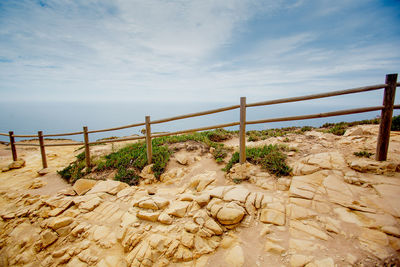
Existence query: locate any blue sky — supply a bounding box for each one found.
[0,0,399,104]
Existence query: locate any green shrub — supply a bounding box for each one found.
[354,151,373,158]
[59,129,233,184]
[224,145,291,177]
[392,115,400,131]
[57,153,87,183]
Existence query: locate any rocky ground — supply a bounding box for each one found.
[0,125,400,266]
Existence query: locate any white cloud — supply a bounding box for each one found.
[0,0,399,105]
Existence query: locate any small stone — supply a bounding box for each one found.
[185,222,200,233]
[168,201,190,218]
[136,210,160,222]
[73,179,98,195]
[8,159,25,169]
[265,240,285,254]
[158,213,173,225]
[41,230,58,248]
[48,217,73,230]
[290,254,313,267]
[260,209,285,226]
[37,168,50,176]
[216,207,245,225]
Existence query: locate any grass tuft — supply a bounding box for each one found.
[354,150,373,158]
[224,145,291,177]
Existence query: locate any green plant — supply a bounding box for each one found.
[354,150,373,158]
[224,145,291,177]
[57,153,87,183]
[59,129,234,184]
[324,123,347,136]
[300,126,313,132]
[392,115,400,131]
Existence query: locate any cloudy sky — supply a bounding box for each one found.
[0,0,399,104]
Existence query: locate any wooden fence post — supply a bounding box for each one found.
[239,97,246,164]
[145,116,152,164]
[83,126,91,167]
[38,131,48,169]
[376,73,398,161]
[8,131,17,161]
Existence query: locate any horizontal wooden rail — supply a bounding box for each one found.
[14,143,40,147]
[0,133,9,136]
[151,105,240,124]
[151,121,240,138]
[89,135,145,145]
[13,134,38,138]
[44,142,83,147]
[394,105,400,109]
[43,131,84,137]
[246,106,384,125]
[87,122,146,134]
[246,84,386,108]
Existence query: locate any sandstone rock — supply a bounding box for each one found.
[194,235,213,255]
[30,178,46,189]
[158,212,173,225]
[287,204,317,220]
[185,221,200,233]
[260,209,285,226]
[290,220,329,240]
[168,201,190,218]
[73,179,98,195]
[359,228,388,246]
[175,154,189,165]
[181,231,194,248]
[223,187,250,203]
[204,218,223,235]
[344,126,364,136]
[290,254,313,267]
[79,196,102,211]
[224,245,244,267]
[8,159,25,169]
[381,225,400,237]
[195,193,211,206]
[265,239,285,254]
[292,162,321,176]
[190,171,216,192]
[216,207,245,225]
[48,216,73,230]
[40,229,58,249]
[37,168,50,176]
[87,180,128,195]
[349,159,398,174]
[137,210,160,222]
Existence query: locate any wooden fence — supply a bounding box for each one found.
[1,73,399,170]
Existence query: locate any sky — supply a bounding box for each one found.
[0,0,399,105]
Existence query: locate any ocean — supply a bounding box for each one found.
[1,94,399,143]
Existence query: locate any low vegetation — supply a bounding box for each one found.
[246,126,313,142]
[392,115,400,131]
[354,150,374,158]
[322,118,380,136]
[224,144,292,177]
[58,129,234,185]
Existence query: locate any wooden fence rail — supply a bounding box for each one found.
[1,74,398,170]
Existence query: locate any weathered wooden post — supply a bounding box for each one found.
[8,131,17,161]
[376,73,397,161]
[239,97,246,164]
[38,131,48,169]
[145,116,152,164]
[83,126,91,167]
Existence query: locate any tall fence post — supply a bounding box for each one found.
[145,116,152,164]
[239,97,246,164]
[376,73,397,161]
[83,126,91,167]
[8,131,17,161]
[38,131,48,169]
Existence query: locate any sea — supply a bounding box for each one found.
[1,94,399,143]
